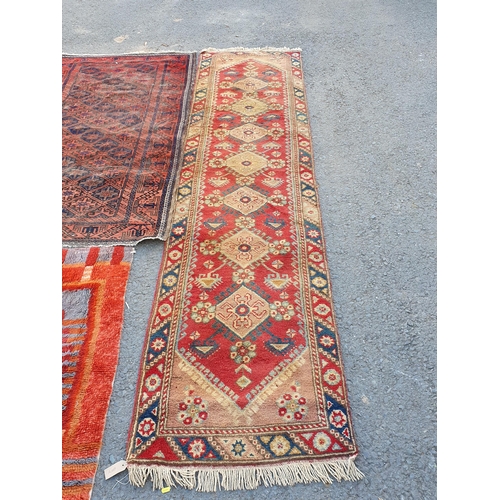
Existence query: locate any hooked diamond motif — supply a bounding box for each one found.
[220,228,269,269]
[215,285,270,339]
[223,186,267,215]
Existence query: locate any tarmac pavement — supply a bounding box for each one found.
[62,1,437,498]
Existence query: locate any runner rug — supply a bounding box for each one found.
[62,53,196,246]
[62,246,133,499]
[126,48,363,492]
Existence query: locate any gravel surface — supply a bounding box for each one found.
[62,1,437,498]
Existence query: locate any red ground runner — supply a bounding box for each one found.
[126,49,363,492]
[62,53,196,246]
[62,246,133,499]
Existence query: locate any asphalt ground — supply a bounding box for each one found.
[62,1,437,498]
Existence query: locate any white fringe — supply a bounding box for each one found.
[127,457,364,492]
[201,46,302,53]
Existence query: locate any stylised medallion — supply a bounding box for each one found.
[232,98,268,117]
[215,285,270,338]
[223,186,267,215]
[229,123,268,143]
[220,228,269,268]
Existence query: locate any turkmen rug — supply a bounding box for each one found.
[126,48,363,491]
[62,53,196,246]
[62,246,133,499]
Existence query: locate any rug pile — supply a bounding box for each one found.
[62,246,133,499]
[62,54,196,246]
[61,53,196,499]
[125,48,363,492]
[62,48,363,497]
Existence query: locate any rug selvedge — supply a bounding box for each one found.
[126,48,363,491]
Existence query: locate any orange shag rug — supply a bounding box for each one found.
[62,246,133,499]
[126,48,363,492]
[62,53,196,246]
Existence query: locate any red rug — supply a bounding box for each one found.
[62,246,133,499]
[126,48,363,492]
[62,53,196,246]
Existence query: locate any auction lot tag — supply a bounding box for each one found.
[104,460,127,479]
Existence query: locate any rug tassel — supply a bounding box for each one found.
[127,457,364,492]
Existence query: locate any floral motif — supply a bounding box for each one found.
[177,395,209,425]
[178,186,191,196]
[276,384,307,421]
[150,337,166,351]
[232,268,255,284]
[163,274,178,287]
[172,225,186,237]
[313,432,331,452]
[230,340,257,364]
[268,192,287,206]
[268,125,285,140]
[200,239,221,255]
[145,374,161,392]
[240,115,257,124]
[243,69,258,78]
[235,216,255,229]
[158,303,172,316]
[269,103,283,110]
[324,368,341,386]
[138,417,155,437]
[269,239,291,255]
[319,335,335,348]
[300,152,311,164]
[240,143,258,152]
[205,190,223,207]
[235,175,255,186]
[187,439,207,458]
[182,170,193,179]
[270,300,295,321]
[191,301,216,323]
[311,276,327,288]
[314,303,331,316]
[231,439,246,457]
[269,159,285,169]
[208,158,226,168]
[329,409,347,428]
[309,251,323,262]
[169,249,182,260]
[307,228,320,239]
[269,435,290,456]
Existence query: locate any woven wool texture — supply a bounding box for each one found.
[62,246,133,499]
[62,54,196,246]
[126,48,363,491]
